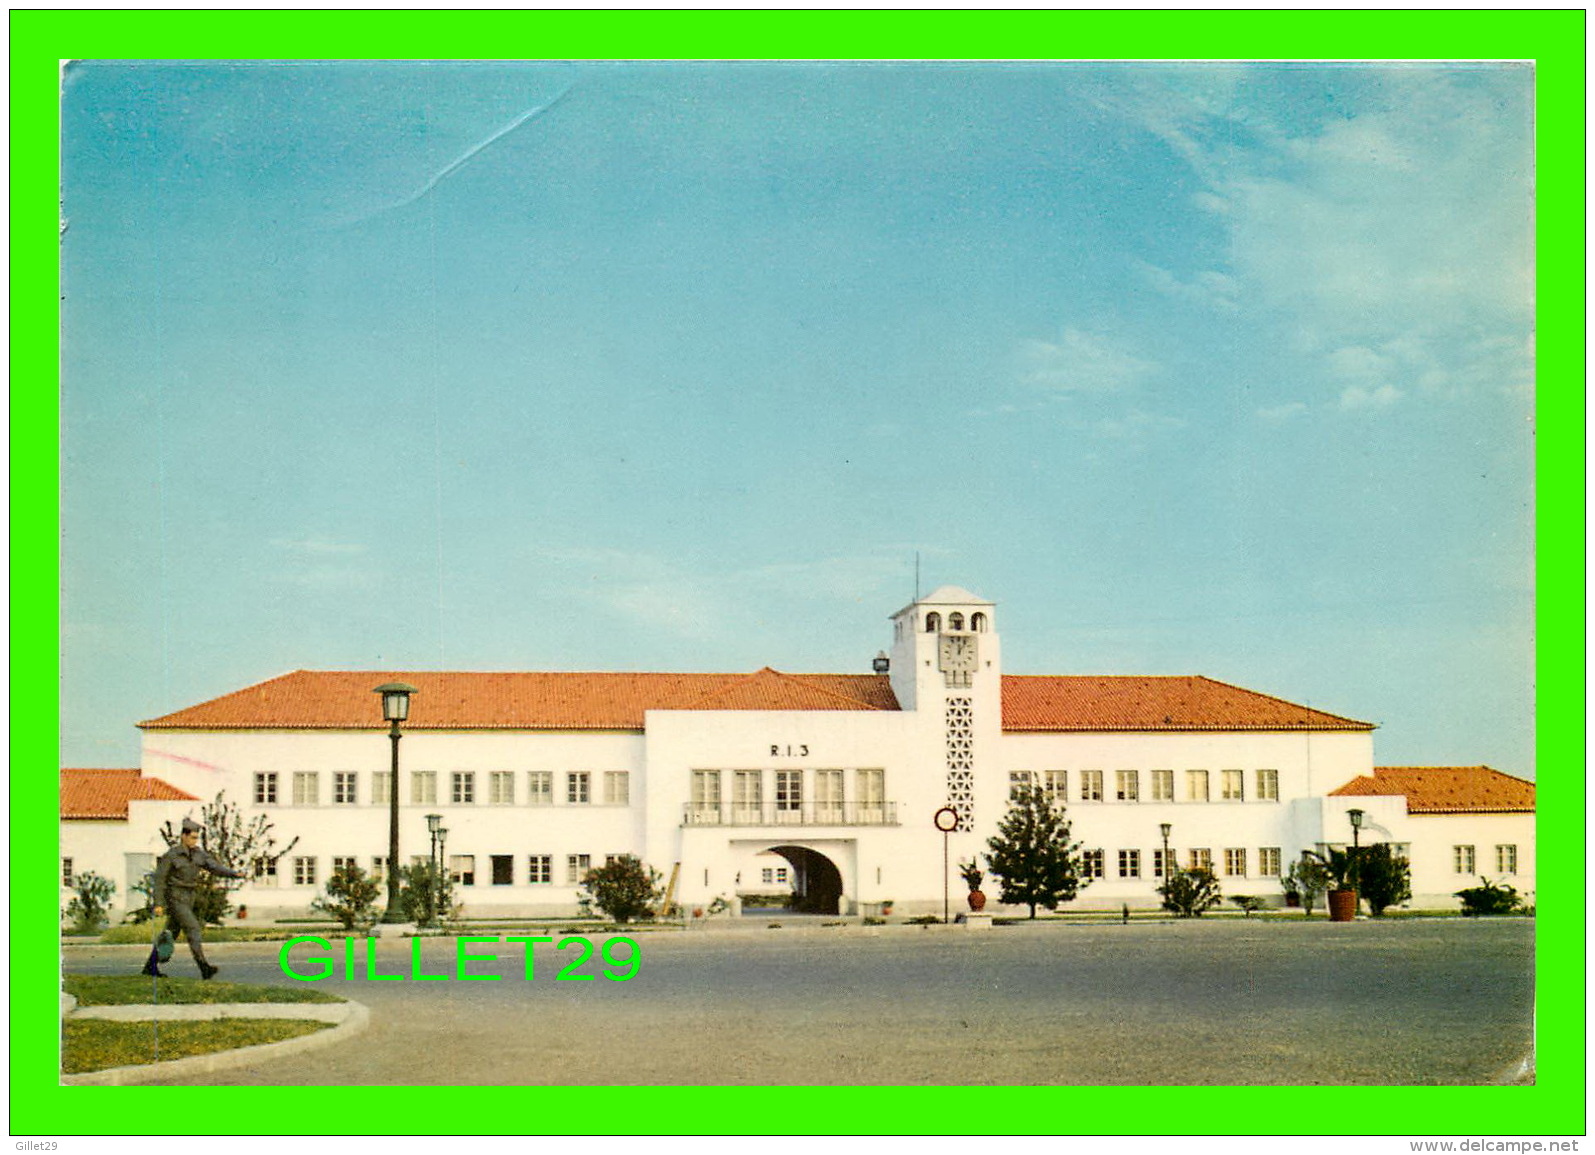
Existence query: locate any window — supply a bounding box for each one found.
[491,855,514,886]
[451,772,476,804]
[1082,849,1105,879]
[489,771,515,805]
[372,772,391,806]
[1040,770,1067,804]
[567,772,591,805]
[254,772,278,805]
[450,855,476,886]
[62,858,74,887]
[1116,770,1139,802]
[1185,770,1210,802]
[1080,770,1104,802]
[972,612,987,632]
[761,867,774,884]
[370,857,388,881]
[815,769,844,820]
[1118,849,1141,878]
[1224,848,1247,877]
[411,771,438,805]
[253,857,279,887]
[1221,770,1244,801]
[1188,848,1212,872]
[605,854,626,867]
[948,612,965,630]
[776,867,788,884]
[1150,770,1174,802]
[293,857,317,886]
[292,772,319,806]
[1257,769,1279,801]
[1259,847,1282,876]
[566,854,591,885]
[1008,770,1035,800]
[775,770,803,819]
[334,771,358,805]
[1454,845,1476,874]
[527,771,552,806]
[331,856,355,875]
[924,612,940,632]
[527,855,552,884]
[1153,849,1172,878]
[733,769,763,820]
[691,770,722,822]
[1495,844,1518,874]
[603,771,630,806]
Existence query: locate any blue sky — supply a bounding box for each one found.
[60,60,1535,775]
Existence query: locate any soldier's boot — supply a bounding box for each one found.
[198,960,219,981]
[140,949,167,978]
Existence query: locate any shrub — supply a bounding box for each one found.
[1284,856,1332,918]
[1356,843,1413,916]
[1456,877,1522,916]
[580,855,663,924]
[1230,895,1264,916]
[1159,867,1222,917]
[65,871,117,934]
[398,861,455,926]
[907,914,941,925]
[312,863,384,930]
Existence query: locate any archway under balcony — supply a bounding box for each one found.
[763,844,844,915]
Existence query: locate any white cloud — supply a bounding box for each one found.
[1257,401,1309,422]
[1339,384,1402,411]
[1134,260,1240,312]
[1019,327,1157,393]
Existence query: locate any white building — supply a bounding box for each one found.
[60,768,199,921]
[75,586,1531,919]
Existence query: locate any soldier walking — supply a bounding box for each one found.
[142,817,244,980]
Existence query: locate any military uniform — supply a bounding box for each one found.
[142,818,244,979]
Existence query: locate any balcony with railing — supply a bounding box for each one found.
[681,801,899,827]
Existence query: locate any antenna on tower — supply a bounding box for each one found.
[914,552,921,601]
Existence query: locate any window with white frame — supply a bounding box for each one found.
[253,857,279,887]
[332,855,358,876]
[1116,770,1139,802]
[566,854,591,884]
[527,771,552,806]
[1082,849,1105,879]
[1009,770,1035,800]
[815,769,844,819]
[1259,847,1282,876]
[1454,845,1476,874]
[1224,848,1247,877]
[1495,844,1518,874]
[567,772,591,805]
[254,772,278,805]
[293,857,317,886]
[856,769,884,819]
[1153,848,1172,878]
[1256,768,1279,801]
[1221,770,1244,801]
[1040,770,1067,805]
[1188,848,1212,872]
[1150,770,1173,802]
[1080,770,1104,802]
[489,771,515,805]
[1186,770,1210,802]
[775,866,788,884]
[761,867,775,884]
[451,772,475,804]
[691,770,721,821]
[603,771,630,806]
[411,771,437,805]
[527,855,552,883]
[292,771,319,806]
[775,770,803,816]
[62,858,74,887]
[372,772,391,805]
[333,771,358,805]
[1118,849,1141,878]
[734,769,763,819]
[450,855,476,886]
[370,857,388,881]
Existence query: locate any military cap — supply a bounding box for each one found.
[181,817,203,834]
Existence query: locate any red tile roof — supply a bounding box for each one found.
[140,668,1371,733]
[61,768,198,821]
[1001,675,1374,732]
[1330,766,1535,814]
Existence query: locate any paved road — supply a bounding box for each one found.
[63,918,1533,1086]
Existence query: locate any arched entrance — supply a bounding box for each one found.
[768,845,844,915]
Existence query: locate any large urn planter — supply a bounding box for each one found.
[1327,889,1358,922]
[967,889,987,913]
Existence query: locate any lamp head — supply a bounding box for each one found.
[426,813,442,835]
[1159,822,1172,839]
[374,682,419,723]
[1348,808,1365,830]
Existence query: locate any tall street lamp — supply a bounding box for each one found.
[375,682,418,924]
[426,813,443,927]
[437,825,449,921]
[1159,822,1173,902]
[1347,808,1365,913]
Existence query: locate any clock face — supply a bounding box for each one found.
[938,634,977,672]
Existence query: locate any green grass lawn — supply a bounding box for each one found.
[64,974,343,1006]
[62,1018,331,1074]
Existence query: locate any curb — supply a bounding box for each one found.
[61,999,369,1086]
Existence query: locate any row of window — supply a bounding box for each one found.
[1455,845,1519,874]
[253,770,630,807]
[1010,768,1280,804]
[262,853,626,888]
[1087,847,1284,879]
[689,768,886,809]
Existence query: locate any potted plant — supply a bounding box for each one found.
[958,858,987,912]
[1306,848,1358,921]
[879,899,894,918]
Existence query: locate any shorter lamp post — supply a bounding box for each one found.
[1347,808,1365,913]
[374,682,418,924]
[436,825,449,922]
[1159,822,1173,889]
[425,813,442,926]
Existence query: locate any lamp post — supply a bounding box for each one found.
[1347,808,1365,913]
[1159,822,1173,893]
[436,826,448,921]
[425,813,442,927]
[374,682,418,924]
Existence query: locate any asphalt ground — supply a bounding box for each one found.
[61,917,1534,1086]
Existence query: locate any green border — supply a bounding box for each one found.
[16,9,1583,1136]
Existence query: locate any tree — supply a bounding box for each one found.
[160,792,299,925]
[983,785,1089,919]
[1356,843,1412,916]
[313,862,384,930]
[1160,867,1222,917]
[1285,855,1332,918]
[64,871,116,934]
[580,855,663,924]
[399,861,456,926]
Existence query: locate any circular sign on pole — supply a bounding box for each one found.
[933,806,959,833]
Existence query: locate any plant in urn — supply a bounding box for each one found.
[959,858,988,913]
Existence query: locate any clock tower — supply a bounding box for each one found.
[889,586,1001,833]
